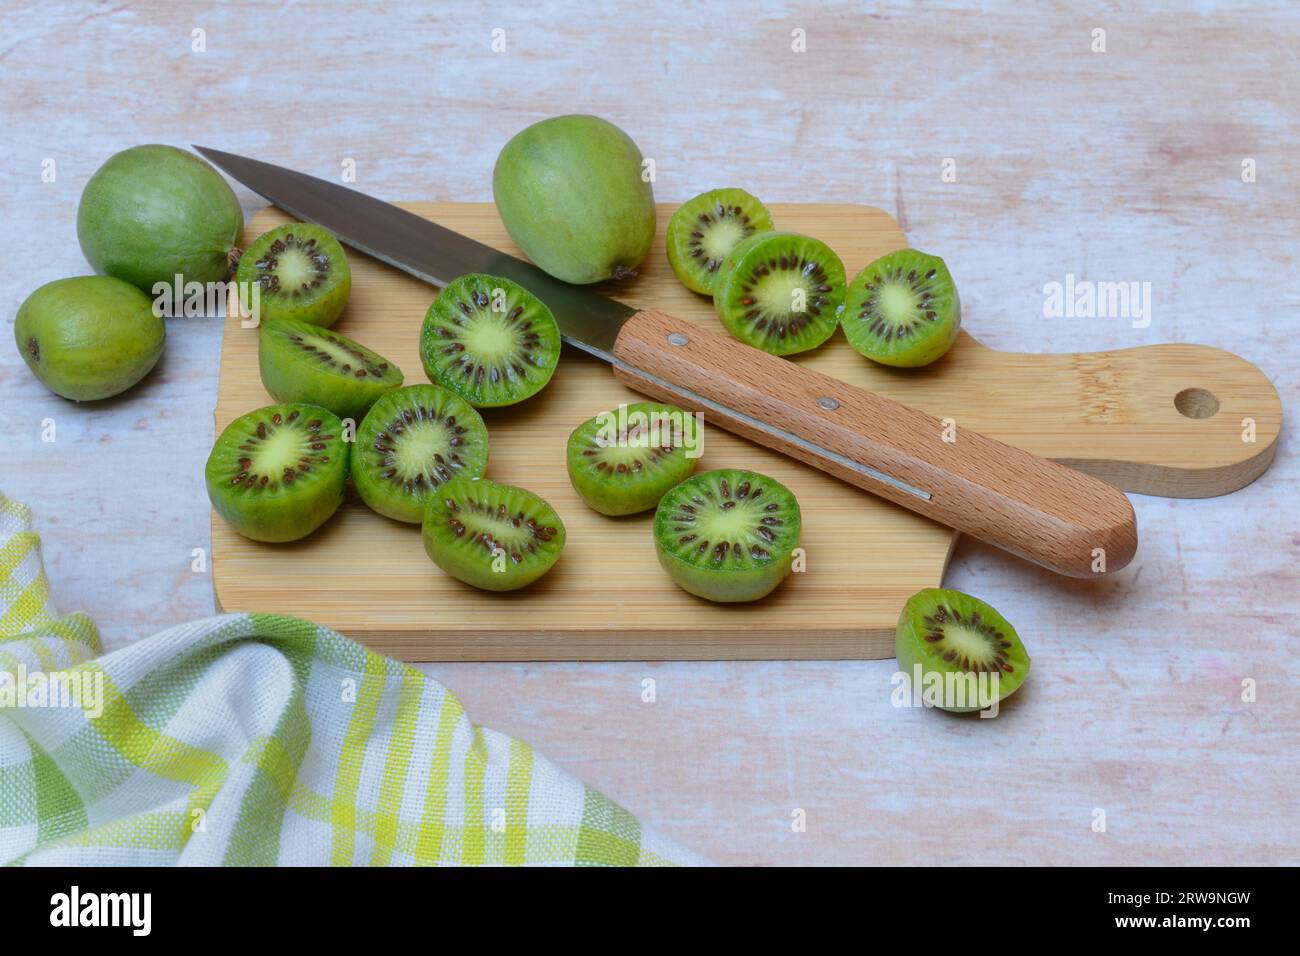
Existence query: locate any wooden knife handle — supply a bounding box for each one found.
[611,309,1137,577]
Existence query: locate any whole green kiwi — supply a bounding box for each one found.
[77,144,243,292]
[492,115,656,284]
[15,276,165,401]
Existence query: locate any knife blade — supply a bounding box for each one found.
[195,145,1138,577]
[195,146,631,361]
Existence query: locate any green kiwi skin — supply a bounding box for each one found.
[350,385,489,524]
[492,114,655,285]
[712,231,846,357]
[419,273,561,408]
[205,403,348,543]
[666,188,775,295]
[653,469,801,603]
[77,144,243,292]
[566,402,699,516]
[422,476,566,592]
[15,276,165,402]
[258,319,403,422]
[894,588,1030,713]
[235,223,352,328]
[842,250,961,368]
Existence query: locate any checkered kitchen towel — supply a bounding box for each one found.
[0,492,702,866]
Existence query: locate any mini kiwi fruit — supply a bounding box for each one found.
[666,188,774,294]
[842,249,960,367]
[235,223,352,327]
[351,384,489,524]
[895,588,1030,713]
[711,231,846,356]
[492,114,656,284]
[77,144,243,292]
[422,476,565,591]
[419,273,561,408]
[566,402,699,515]
[653,469,801,603]
[259,319,403,421]
[205,403,348,543]
[15,275,165,402]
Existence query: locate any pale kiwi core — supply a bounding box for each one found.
[701,218,747,261]
[877,282,920,325]
[391,421,458,479]
[272,246,319,290]
[752,272,814,316]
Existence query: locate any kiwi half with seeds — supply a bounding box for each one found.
[653,468,801,603]
[566,402,699,515]
[842,249,960,368]
[666,188,774,294]
[351,384,489,524]
[205,403,348,543]
[259,319,403,421]
[420,273,561,408]
[235,223,352,327]
[895,588,1030,713]
[422,476,566,591]
[712,231,846,356]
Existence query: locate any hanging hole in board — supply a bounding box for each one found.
[1174,387,1219,420]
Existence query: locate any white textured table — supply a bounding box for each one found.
[1,1,1295,865]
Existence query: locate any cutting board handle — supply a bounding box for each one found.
[922,336,1283,499]
[612,309,1137,578]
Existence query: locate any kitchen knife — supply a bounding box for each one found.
[195,146,1137,577]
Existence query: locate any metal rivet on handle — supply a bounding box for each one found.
[667,332,690,346]
[818,396,840,411]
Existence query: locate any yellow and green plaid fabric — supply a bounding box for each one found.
[0,491,701,866]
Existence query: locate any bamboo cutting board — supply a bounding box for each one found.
[212,203,1281,660]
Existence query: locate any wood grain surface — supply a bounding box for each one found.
[2,1,1296,865]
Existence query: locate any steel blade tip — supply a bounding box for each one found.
[192,145,242,169]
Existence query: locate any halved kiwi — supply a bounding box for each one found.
[653,469,801,602]
[566,402,699,515]
[666,188,774,294]
[259,319,403,421]
[712,232,846,356]
[235,223,352,327]
[419,273,561,407]
[205,403,348,542]
[351,385,489,524]
[422,476,565,591]
[842,249,960,368]
[895,588,1030,713]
